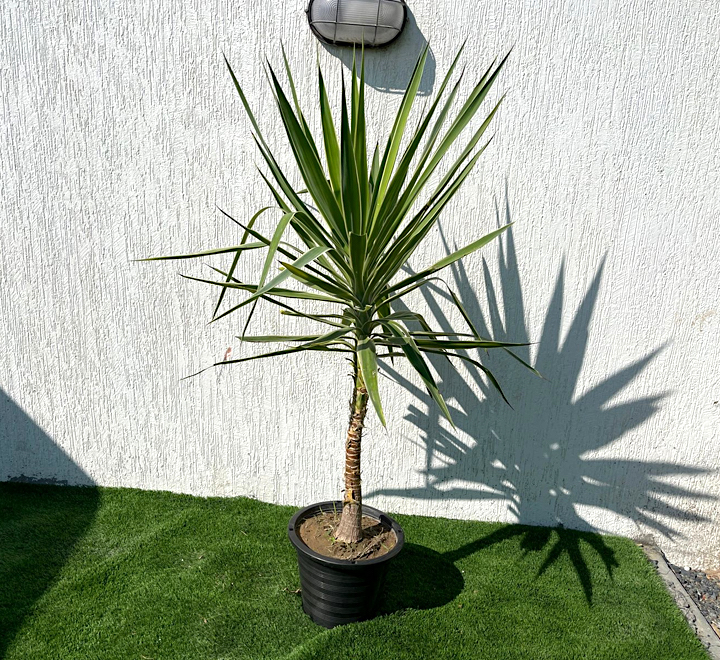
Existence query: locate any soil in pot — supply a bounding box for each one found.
[298,511,397,561]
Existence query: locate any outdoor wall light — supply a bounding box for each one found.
[307,0,408,47]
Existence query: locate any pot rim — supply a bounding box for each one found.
[287,500,405,567]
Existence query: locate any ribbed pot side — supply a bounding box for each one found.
[287,501,405,628]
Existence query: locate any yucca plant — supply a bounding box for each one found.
[143,44,536,544]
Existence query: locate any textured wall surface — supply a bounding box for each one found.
[1,0,719,569]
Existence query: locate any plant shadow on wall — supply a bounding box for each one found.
[369,198,714,606]
[0,389,99,656]
[319,7,436,96]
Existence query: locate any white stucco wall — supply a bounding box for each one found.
[1,0,718,569]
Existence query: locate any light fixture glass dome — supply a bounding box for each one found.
[307,0,407,47]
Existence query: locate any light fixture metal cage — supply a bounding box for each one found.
[306,0,408,47]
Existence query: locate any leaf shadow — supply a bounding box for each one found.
[369,189,715,605]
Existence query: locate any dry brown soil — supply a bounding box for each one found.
[298,511,397,561]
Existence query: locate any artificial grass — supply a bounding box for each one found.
[0,483,707,660]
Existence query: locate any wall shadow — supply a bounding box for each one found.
[0,389,99,656]
[318,8,436,96]
[369,192,715,604]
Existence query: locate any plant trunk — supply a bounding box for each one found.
[334,361,368,544]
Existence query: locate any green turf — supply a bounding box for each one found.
[0,483,707,660]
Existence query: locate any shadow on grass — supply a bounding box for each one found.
[369,187,715,605]
[0,391,99,656]
[443,525,620,605]
[379,524,621,615]
[378,542,464,614]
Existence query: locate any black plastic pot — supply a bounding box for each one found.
[287,501,405,628]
